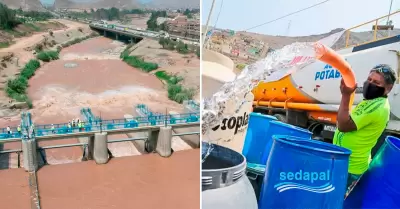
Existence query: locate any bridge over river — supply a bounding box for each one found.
[89,23,199,45]
[0,102,199,142]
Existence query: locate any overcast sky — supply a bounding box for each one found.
[202,0,400,36]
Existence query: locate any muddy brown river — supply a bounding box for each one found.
[0,37,186,168]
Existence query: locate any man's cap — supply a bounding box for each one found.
[371,64,397,85]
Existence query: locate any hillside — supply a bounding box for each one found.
[146,0,199,9]
[205,26,400,69]
[54,0,199,9]
[0,0,45,11]
[239,28,400,50]
[54,0,140,9]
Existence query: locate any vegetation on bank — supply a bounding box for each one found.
[122,55,158,72]
[36,50,59,62]
[155,38,198,102]
[5,59,41,108]
[159,37,200,58]
[24,22,41,31]
[120,47,194,103]
[61,32,99,48]
[0,4,20,30]
[124,9,147,15]
[16,9,53,22]
[0,42,11,48]
[155,71,183,84]
[167,84,195,104]
[120,50,158,72]
[65,8,148,21]
[0,3,53,30]
[182,9,198,19]
[156,70,194,103]
[4,31,98,106]
[147,11,168,31]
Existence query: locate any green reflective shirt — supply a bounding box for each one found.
[333,97,390,175]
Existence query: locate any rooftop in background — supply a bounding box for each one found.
[0,149,200,209]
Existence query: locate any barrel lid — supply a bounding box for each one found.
[249,112,277,120]
[202,142,247,191]
[386,135,400,151]
[274,135,351,155]
[269,120,311,135]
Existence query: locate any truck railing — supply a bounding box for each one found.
[345,10,400,48]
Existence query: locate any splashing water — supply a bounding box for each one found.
[201,31,345,163]
[201,143,214,163]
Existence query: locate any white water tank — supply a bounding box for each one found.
[202,48,236,99]
[202,49,253,152]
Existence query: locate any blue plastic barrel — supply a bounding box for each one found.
[242,113,277,164]
[259,135,351,209]
[344,136,400,209]
[243,115,312,165]
[260,121,312,165]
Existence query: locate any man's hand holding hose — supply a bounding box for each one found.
[313,42,357,132]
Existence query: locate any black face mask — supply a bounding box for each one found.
[363,81,385,100]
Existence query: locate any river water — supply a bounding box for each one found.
[0,36,185,168]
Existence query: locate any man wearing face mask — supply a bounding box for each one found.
[333,64,396,195]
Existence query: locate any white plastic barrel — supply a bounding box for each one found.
[202,142,258,209]
[203,92,254,153]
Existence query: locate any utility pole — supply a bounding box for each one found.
[202,0,217,48]
[99,111,103,133]
[285,20,292,36]
[387,0,394,25]
[165,108,168,127]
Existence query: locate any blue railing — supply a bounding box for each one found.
[0,112,199,140]
[136,104,165,118]
[81,108,96,124]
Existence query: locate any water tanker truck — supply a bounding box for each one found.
[251,13,400,155]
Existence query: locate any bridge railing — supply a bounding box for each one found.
[0,112,199,140]
[90,23,199,42]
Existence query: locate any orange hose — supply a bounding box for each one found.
[314,42,356,110]
[314,43,356,88]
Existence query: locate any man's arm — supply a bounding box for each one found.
[337,79,357,133]
[337,93,357,132]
